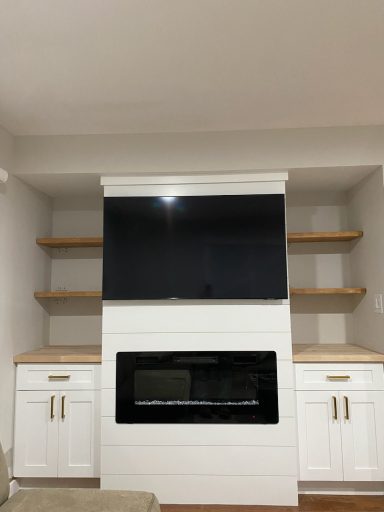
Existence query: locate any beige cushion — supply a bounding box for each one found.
[0,489,161,512]
[0,442,10,506]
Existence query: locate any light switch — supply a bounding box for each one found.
[374,294,384,314]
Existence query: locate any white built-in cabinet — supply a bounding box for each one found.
[13,364,100,478]
[296,363,384,482]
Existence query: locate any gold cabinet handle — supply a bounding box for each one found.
[50,395,55,420]
[48,374,70,380]
[61,395,66,419]
[327,375,351,381]
[344,395,350,420]
[332,395,338,420]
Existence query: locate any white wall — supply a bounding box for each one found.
[0,169,52,471]
[348,167,384,352]
[49,197,102,345]
[0,125,14,171]
[13,125,384,176]
[286,192,354,344]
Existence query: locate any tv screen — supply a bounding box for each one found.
[103,194,288,300]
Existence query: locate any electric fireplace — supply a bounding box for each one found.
[116,351,278,424]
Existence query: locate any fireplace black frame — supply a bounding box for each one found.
[116,351,279,424]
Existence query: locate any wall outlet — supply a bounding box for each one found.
[374,294,384,314]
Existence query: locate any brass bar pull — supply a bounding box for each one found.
[332,396,338,420]
[50,395,55,420]
[327,375,351,381]
[344,396,350,420]
[61,395,66,419]
[48,375,70,380]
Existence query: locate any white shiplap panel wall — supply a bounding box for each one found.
[102,303,291,334]
[102,445,297,476]
[101,416,297,446]
[101,303,297,505]
[101,475,298,506]
[102,332,293,360]
[101,173,297,505]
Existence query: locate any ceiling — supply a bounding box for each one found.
[18,166,378,199]
[1,0,384,135]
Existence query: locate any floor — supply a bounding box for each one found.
[162,495,384,512]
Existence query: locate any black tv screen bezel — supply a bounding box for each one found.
[102,194,288,301]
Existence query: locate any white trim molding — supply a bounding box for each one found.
[9,479,20,498]
[101,170,289,186]
[101,171,288,197]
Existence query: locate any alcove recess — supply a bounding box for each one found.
[33,167,382,353]
[34,197,104,346]
[286,184,369,351]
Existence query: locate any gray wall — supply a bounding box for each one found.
[0,126,52,471]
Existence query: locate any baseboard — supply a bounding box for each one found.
[299,481,384,495]
[9,479,20,498]
[17,478,100,489]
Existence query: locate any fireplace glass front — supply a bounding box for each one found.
[116,351,278,424]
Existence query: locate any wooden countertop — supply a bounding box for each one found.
[14,345,102,364]
[293,344,384,363]
[14,343,384,364]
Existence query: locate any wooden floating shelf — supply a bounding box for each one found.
[37,237,103,248]
[287,231,363,243]
[34,291,102,299]
[290,287,366,296]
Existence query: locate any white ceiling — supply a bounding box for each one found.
[18,166,378,199]
[1,0,384,135]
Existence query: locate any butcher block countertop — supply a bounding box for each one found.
[293,344,384,363]
[13,345,102,364]
[14,343,384,364]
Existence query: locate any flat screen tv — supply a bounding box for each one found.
[103,194,288,300]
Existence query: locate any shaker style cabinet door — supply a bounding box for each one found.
[341,391,384,481]
[13,364,101,479]
[296,391,343,481]
[57,390,100,478]
[13,391,59,477]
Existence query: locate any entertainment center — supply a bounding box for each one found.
[99,171,297,505]
[11,166,384,507]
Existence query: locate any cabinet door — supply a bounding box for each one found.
[341,391,384,481]
[296,391,343,481]
[13,391,58,477]
[58,390,100,478]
